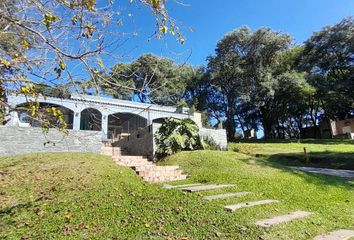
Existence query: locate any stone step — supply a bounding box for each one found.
[142,174,188,183]
[114,159,152,165]
[225,200,279,212]
[116,158,152,164]
[101,146,127,156]
[138,170,183,178]
[255,211,312,227]
[124,158,149,163]
[313,229,354,240]
[115,156,147,161]
[180,184,235,192]
[137,168,181,174]
[104,149,186,183]
[118,158,153,163]
[163,183,203,189]
[113,152,130,157]
[203,192,251,201]
[101,147,114,156]
[120,162,154,167]
[133,165,179,171]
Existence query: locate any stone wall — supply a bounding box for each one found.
[112,124,157,159]
[113,124,228,159]
[199,128,228,150]
[0,126,102,157]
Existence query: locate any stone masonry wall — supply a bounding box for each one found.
[112,124,156,159]
[0,126,101,157]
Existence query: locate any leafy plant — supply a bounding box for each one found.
[154,118,203,159]
[201,136,219,150]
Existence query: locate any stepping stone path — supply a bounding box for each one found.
[291,167,354,178]
[103,145,353,237]
[203,192,251,201]
[225,200,279,212]
[154,164,350,236]
[101,146,187,183]
[313,229,354,240]
[180,184,235,192]
[163,183,203,189]
[167,183,316,231]
[255,211,312,227]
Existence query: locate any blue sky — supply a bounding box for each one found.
[114,0,353,137]
[113,0,354,66]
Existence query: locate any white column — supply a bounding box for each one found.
[73,112,81,130]
[147,110,152,125]
[101,114,108,139]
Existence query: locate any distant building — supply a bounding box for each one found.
[300,118,354,139]
[326,118,354,137]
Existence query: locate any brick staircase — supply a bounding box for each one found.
[101,146,188,183]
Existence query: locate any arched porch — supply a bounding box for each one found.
[15,102,74,129]
[80,108,102,131]
[107,112,147,139]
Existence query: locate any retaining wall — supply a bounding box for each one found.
[113,124,228,159]
[199,128,228,150]
[0,126,101,157]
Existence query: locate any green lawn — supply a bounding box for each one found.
[1,151,354,239]
[228,139,354,170]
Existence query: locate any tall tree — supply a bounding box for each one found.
[301,17,354,120]
[207,27,249,140]
[103,54,192,106]
[241,28,292,139]
[208,27,294,139]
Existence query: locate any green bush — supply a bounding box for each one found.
[154,118,203,159]
[201,137,219,150]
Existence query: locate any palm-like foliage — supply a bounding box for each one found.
[154,118,203,159]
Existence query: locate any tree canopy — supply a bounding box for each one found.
[1,1,352,141]
[100,53,193,105]
[0,0,183,126]
[204,18,353,140]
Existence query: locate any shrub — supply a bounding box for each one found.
[201,137,219,150]
[154,118,203,159]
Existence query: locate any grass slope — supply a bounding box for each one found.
[1,151,354,239]
[229,140,354,170]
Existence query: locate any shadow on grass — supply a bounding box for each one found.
[237,152,354,190]
[264,151,354,170]
[0,196,44,217]
[236,138,354,145]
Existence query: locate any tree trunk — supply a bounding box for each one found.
[260,106,273,139]
[225,96,236,141]
[236,114,246,138]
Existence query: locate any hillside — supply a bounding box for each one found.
[1,150,354,239]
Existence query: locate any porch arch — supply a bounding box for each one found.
[15,102,74,129]
[80,108,102,131]
[107,112,147,139]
